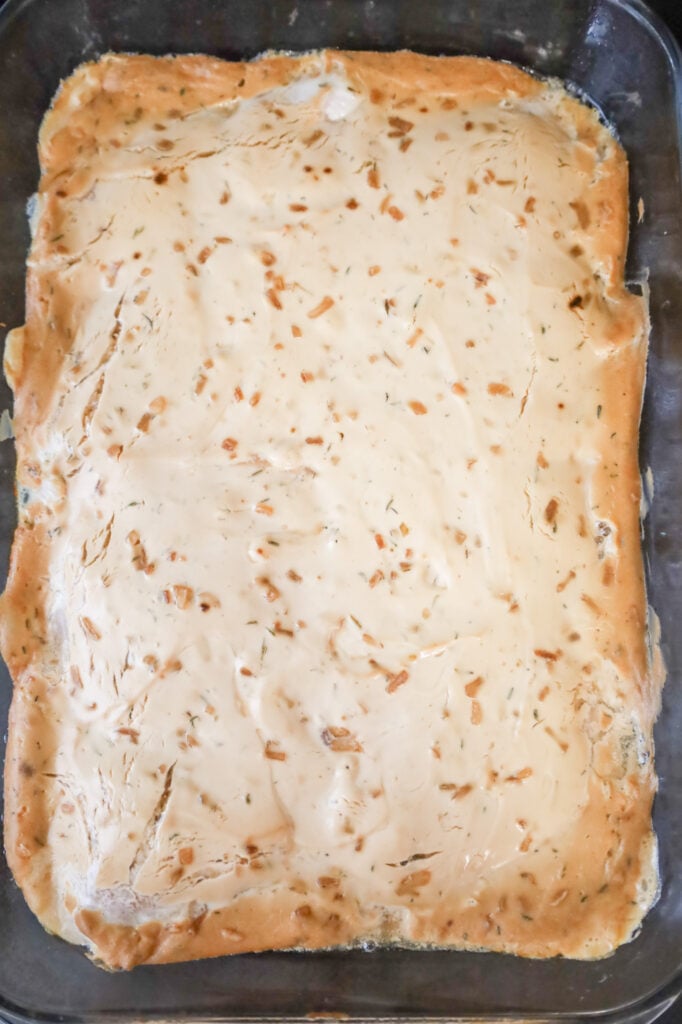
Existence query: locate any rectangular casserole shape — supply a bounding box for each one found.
[0,0,680,1021]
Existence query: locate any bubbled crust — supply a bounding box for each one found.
[1,51,660,969]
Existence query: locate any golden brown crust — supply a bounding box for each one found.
[75,889,361,970]
[75,773,656,970]
[1,523,63,933]
[1,50,658,970]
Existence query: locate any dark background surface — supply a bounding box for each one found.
[650,0,682,41]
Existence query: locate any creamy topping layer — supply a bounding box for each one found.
[3,52,657,962]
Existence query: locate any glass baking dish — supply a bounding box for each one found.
[0,0,680,1021]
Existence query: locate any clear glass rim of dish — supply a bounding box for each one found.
[0,1,680,1022]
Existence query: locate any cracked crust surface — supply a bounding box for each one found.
[1,51,660,969]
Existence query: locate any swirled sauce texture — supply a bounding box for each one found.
[1,52,661,968]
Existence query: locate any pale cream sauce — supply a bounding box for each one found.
[22,63,642,936]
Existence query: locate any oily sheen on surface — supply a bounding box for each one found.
[0,51,659,968]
